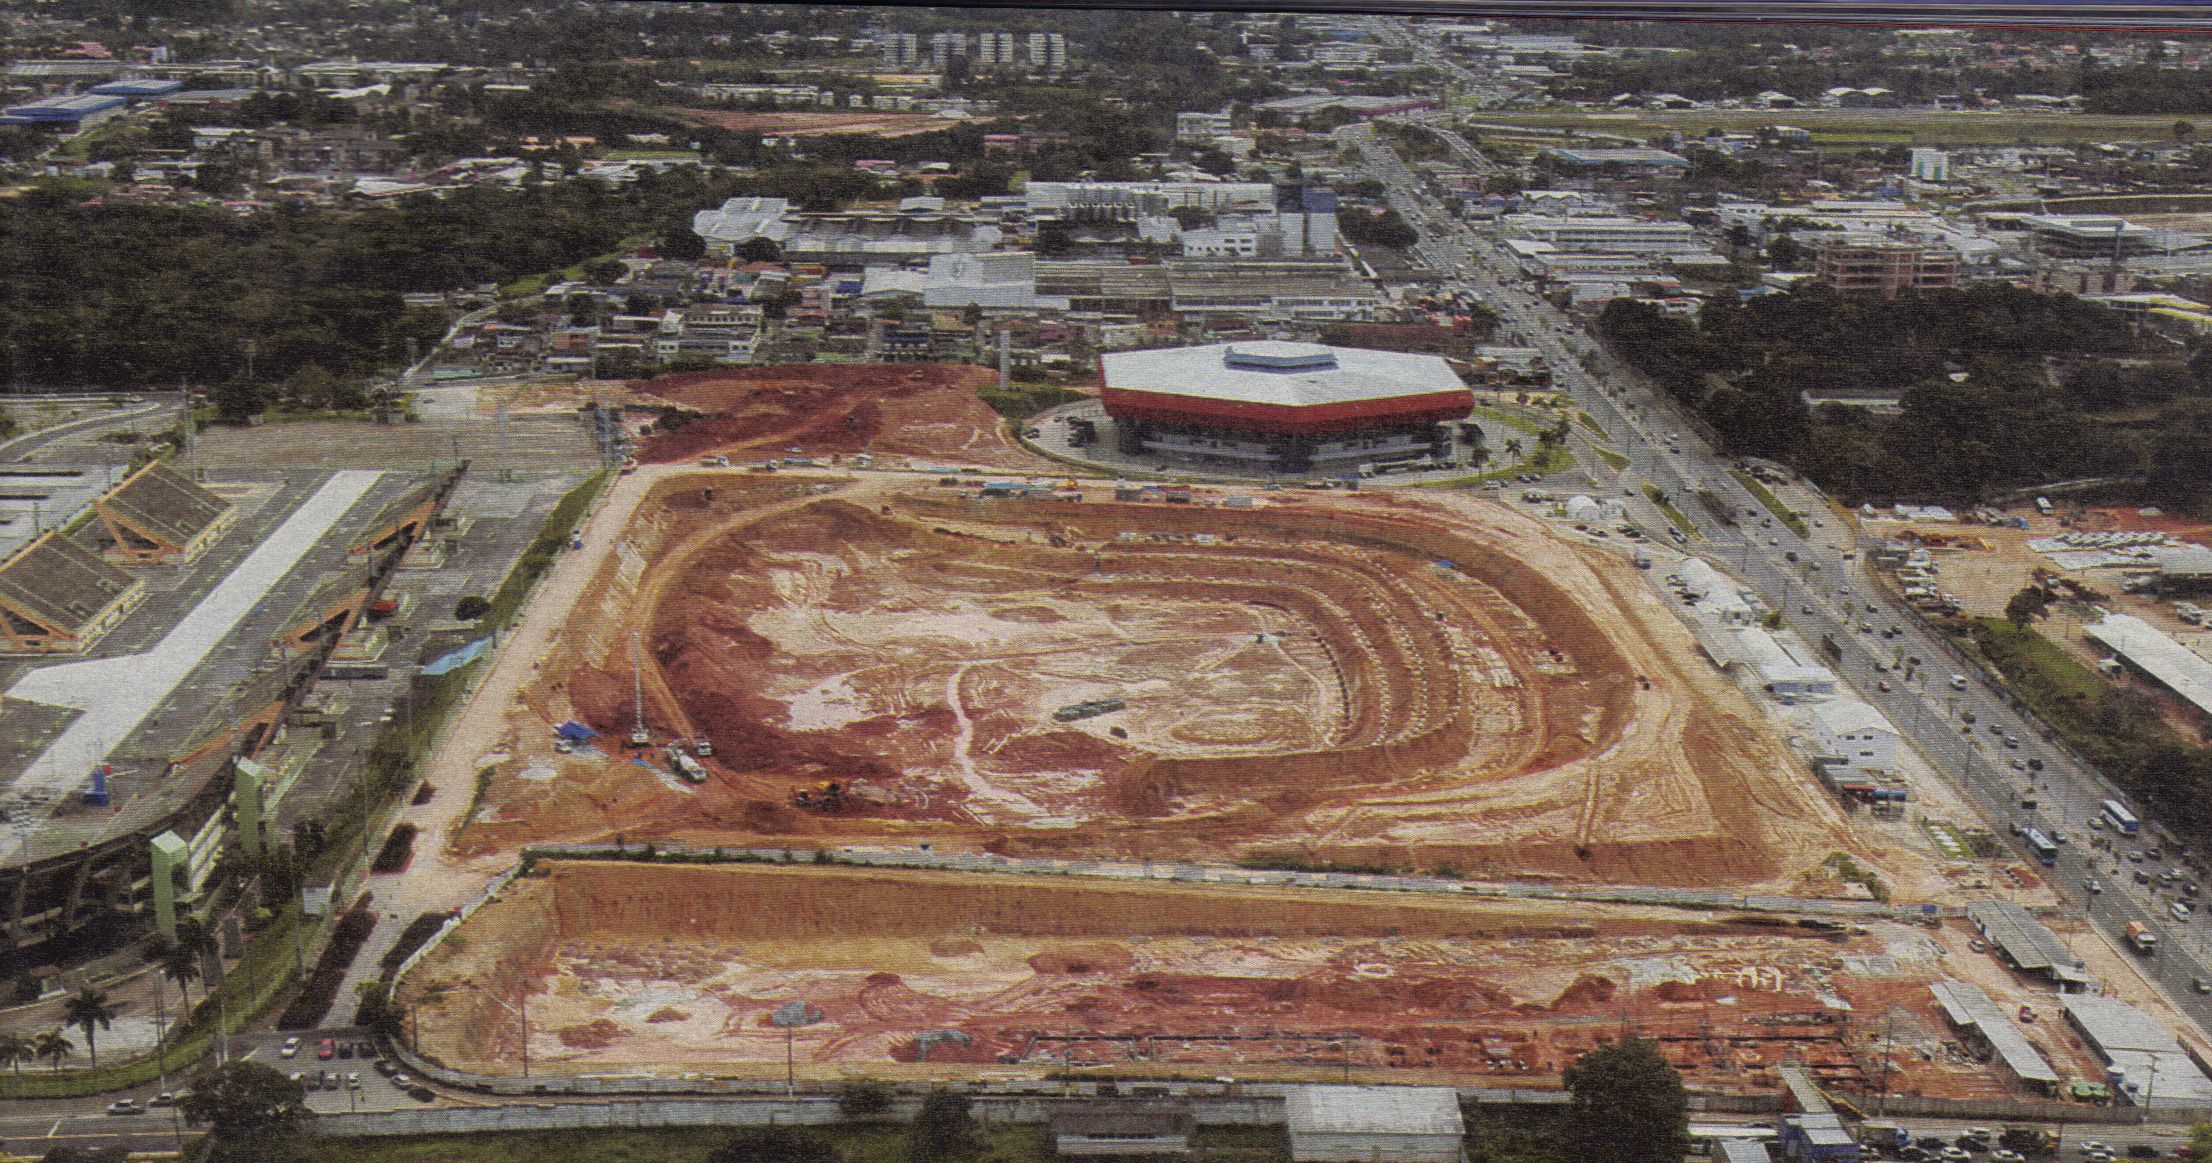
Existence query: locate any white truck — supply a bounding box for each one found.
[670,750,709,784]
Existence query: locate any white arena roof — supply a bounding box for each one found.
[1100,342,1463,409]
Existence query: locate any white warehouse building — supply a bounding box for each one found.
[1809,698,1904,772]
[1283,1086,1464,1163]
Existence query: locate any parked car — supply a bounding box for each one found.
[280,1036,301,1059]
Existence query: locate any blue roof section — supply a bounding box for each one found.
[89,78,183,96]
[1,93,128,122]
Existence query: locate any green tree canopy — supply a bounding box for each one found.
[1561,1038,1688,1163]
[907,1087,982,1163]
[62,987,116,1067]
[181,1061,311,1158]
[707,1127,837,1163]
[2006,585,2053,628]
[838,1078,897,1120]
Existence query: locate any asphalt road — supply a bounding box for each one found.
[1342,106,2212,1058]
[0,400,172,464]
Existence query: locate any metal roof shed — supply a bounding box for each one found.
[1283,1086,1464,1163]
[1927,980,2062,1087]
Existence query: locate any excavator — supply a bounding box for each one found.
[792,780,849,811]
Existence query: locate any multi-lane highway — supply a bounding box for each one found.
[1342,98,2212,1053]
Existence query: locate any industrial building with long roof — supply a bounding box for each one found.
[1098,341,1472,474]
[2084,612,2212,720]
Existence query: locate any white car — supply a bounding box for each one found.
[280,1036,301,1059]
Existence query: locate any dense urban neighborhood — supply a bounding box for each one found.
[17,3,2212,1163]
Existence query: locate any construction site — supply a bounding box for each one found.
[629,365,1066,474]
[398,860,2110,1097]
[461,469,1877,887]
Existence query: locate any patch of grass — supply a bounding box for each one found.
[1475,404,1550,436]
[1237,853,1412,876]
[1575,410,1607,440]
[979,381,1089,422]
[1596,447,1630,472]
[1644,484,1697,539]
[1966,616,2111,728]
[1416,442,1571,489]
[498,235,653,299]
[1732,470,1808,537]
[1823,851,1889,902]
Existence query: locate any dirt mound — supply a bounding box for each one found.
[1551,974,1618,1010]
[1028,944,1136,975]
[631,364,1059,471]
[558,1019,625,1048]
[646,1008,690,1023]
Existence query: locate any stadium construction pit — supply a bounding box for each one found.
[400,860,2091,1095]
[470,471,1869,889]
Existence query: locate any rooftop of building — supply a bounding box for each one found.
[1102,342,1464,409]
[1283,1085,1463,1136]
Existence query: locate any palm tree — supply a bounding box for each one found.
[33,1029,70,1071]
[62,987,116,1067]
[162,944,201,1012]
[1504,437,1524,459]
[0,1030,30,1076]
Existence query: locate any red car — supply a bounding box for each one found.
[316,1038,335,1060]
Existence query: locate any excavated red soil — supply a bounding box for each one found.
[403,862,2107,1096]
[631,364,1063,471]
[477,475,1859,890]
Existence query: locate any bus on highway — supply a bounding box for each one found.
[2022,828,2060,866]
[2102,799,2141,838]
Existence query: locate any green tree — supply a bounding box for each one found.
[584,258,628,286]
[2179,120,2198,142]
[708,1127,837,1163]
[2005,585,2053,628]
[838,1078,897,1121]
[34,1028,71,1070]
[907,1087,982,1163]
[658,226,707,262]
[0,1029,30,1075]
[1766,233,1806,270]
[181,1060,311,1155]
[1034,222,1076,258]
[454,595,491,621]
[2190,1120,2212,1160]
[735,236,784,264]
[62,986,117,1067]
[1561,1038,1688,1163]
[161,942,202,1012]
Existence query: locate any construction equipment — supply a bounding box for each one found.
[1054,697,1126,723]
[668,748,708,784]
[793,781,848,811]
[628,632,651,746]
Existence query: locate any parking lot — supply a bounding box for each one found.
[235,1028,442,1112]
